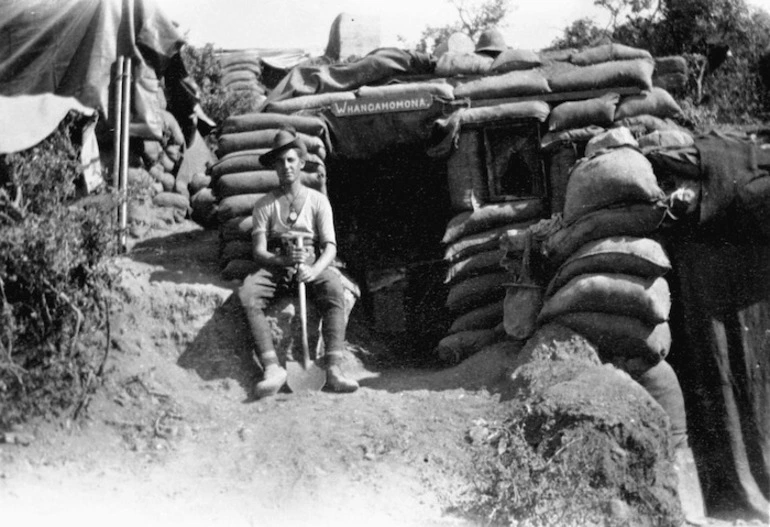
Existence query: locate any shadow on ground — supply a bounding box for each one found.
[176,292,260,400]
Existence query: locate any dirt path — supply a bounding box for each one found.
[1,218,765,527]
[0,219,509,527]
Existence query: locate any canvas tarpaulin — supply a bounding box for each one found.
[0,0,185,140]
[260,48,436,110]
[666,238,770,520]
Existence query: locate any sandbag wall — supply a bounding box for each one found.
[127,110,216,231]
[533,128,676,376]
[209,113,330,280]
[217,50,269,108]
[431,43,688,364]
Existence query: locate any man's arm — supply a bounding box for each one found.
[296,241,336,283]
[252,231,291,269]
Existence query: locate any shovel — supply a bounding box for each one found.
[285,234,326,392]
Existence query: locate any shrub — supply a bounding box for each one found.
[180,43,264,126]
[0,115,117,426]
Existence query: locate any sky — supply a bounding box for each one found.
[155,0,770,54]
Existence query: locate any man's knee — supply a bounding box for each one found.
[312,269,345,306]
[239,269,277,310]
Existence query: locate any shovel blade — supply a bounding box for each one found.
[285,360,326,392]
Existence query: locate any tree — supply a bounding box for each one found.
[414,0,512,54]
[549,18,609,50]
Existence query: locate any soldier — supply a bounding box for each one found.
[238,127,358,398]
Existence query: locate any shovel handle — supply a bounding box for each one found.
[297,277,311,368]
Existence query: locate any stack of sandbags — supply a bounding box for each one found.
[210,113,330,279]
[126,111,216,227]
[531,129,673,373]
[542,85,685,215]
[218,50,268,107]
[435,199,545,364]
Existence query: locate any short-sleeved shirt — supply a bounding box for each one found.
[251,188,336,247]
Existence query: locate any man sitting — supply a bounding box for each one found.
[237,127,358,398]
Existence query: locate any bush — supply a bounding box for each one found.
[0,115,117,426]
[181,43,264,126]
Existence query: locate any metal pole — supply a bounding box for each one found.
[119,57,132,252]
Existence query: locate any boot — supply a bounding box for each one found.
[325,351,358,393]
[255,351,287,399]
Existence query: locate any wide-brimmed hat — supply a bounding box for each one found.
[475,28,506,54]
[259,128,307,167]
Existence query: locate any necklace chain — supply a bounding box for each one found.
[284,188,302,224]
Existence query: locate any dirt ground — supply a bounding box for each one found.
[0,215,766,527]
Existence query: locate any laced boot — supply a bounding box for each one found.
[255,351,287,399]
[325,351,358,393]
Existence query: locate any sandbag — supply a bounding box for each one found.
[221,259,260,281]
[613,114,684,135]
[456,100,551,126]
[554,311,671,363]
[443,199,544,245]
[216,193,265,223]
[148,164,175,192]
[445,249,507,285]
[217,130,326,158]
[546,236,671,296]
[547,142,578,214]
[540,125,606,151]
[614,87,682,120]
[446,272,509,314]
[161,110,185,146]
[158,150,176,173]
[190,173,212,195]
[210,149,325,178]
[165,144,182,163]
[570,44,652,66]
[264,91,357,114]
[435,52,493,76]
[220,214,253,242]
[453,69,551,100]
[548,92,619,132]
[436,327,500,364]
[491,48,542,73]
[153,191,190,212]
[538,273,671,326]
[638,129,694,150]
[542,203,668,265]
[221,70,258,87]
[448,300,504,334]
[221,113,327,136]
[445,222,532,263]
[215,170,322,198]
[584,127,638,157]
[221,240,252,264]
[447,130,486,211]
[218,51,261,69]
[356,81,454,100]
[545,59,655,92]
[191,188,217,228]
[563,146,664,223]
[142,140,162,165]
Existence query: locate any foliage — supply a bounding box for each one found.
[550,18,610,50]
[453,415,679,527]
[180,43,263,126]
[0,116,117,426]
[415,0,511,54]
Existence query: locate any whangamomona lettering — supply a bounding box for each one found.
[331,95,433,116]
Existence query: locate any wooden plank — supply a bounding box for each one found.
[468,86,642,107]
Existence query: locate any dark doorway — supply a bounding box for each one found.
[327,145,454,361]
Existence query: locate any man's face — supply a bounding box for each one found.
[274,148,305,186]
